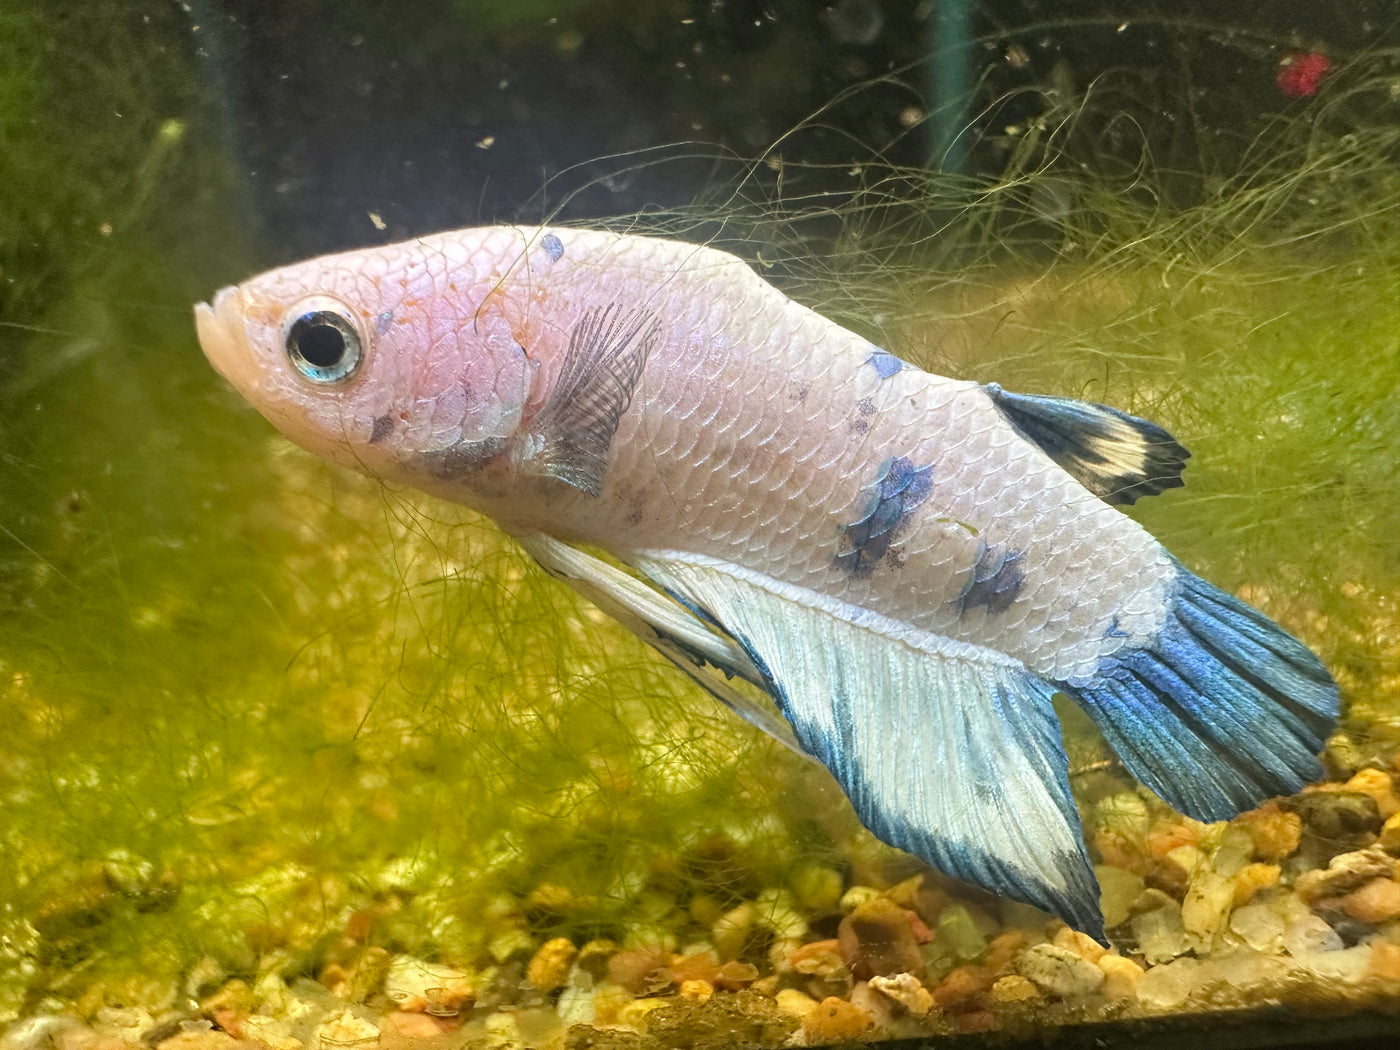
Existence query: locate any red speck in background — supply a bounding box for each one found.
[1276,50,1332,97]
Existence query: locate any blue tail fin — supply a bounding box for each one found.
[1058,564,1339,823]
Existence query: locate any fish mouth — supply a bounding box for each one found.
[194,285,246,384]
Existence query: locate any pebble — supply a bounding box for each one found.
[1230,863,1280,906]
[932,965,993,1008]
[1295,791,1381,841]
[1181,869,1234,949]
[1344,768,1399,819]
[526,937,577,993]
[1339,876,1400,924]
[989,975,1040,1004]
[837,897,925,980]
[1235,804,1302,862]
[1380,812,1400,854]
[1131,896,1189,965]
[774,988,819,1020]
[789,862,844,913]
[382,956,474,1015]
[678,979,713,1003]
[712,902,756,960]
[1016,944,1104,998]
[1281,912,1343,956]
[868,973,933,1017]
[1295,845,1395,902]
[788,940,849,982]
[1096,954,1144,1000]
[1051,927,1106,964]
[801,996,873,1043]
[1369,940,1400,981]
[1136,957,1200,1009]
[1229,902,1286,952]
[606,945,672,994]
[312,1011,378,1050]
[936,905,987,961]
[1095,865,1145,928]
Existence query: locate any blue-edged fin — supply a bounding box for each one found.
[632,552,1107,942]
[513,532,804,754]
[1057,563,1339,823]
[986,383,1189,505]
[524,304,660,497]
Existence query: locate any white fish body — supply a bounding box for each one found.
[196,226,1338,940]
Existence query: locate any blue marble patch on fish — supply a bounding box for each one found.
[835,456,934,577]
[866,348,907,379]
[541,233,564,262]
[956,543,1025,615]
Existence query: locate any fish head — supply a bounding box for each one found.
[194,233,537,482]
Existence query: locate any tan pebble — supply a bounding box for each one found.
[933,965,993,1007]
[775,987,820,1019]
[1236,803,1302,862]
[1052,927,1106,963]
[668,948,719,985]
[526,936,577,993]
[1146,820,1200,859]
[1379,812,1400,855]
[377,1012,446,1039]
[1231,863,1280,907]
[983,931,1026,972]
[789,939,849,980]
[1368,940,1400,981]
[990,974,1040,1004]
[868,973,933,1017]
[314,1010,378,1049]
[715,959,760,990]
[606,945,673,994]
[1345,768,1399,819]
[749,975,780,997]
[588,982,634,1026]
[615,997,667,1030]
[678,979,713,1003]
[1096,953,1145,1000]
[1340,877,1400,924]
[802,997,873,1043]
[1094,829,1152,875]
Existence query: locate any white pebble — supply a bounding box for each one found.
[1281,913,1343,957]
[1017,943,1105,997]
[1137,957,1201,1009]
[1229,903,1285,952]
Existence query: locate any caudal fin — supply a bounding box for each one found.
[1058,564,1339,823]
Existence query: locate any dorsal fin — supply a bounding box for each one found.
[986,384,1189,506]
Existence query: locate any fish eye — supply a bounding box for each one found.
[282,298,364,383]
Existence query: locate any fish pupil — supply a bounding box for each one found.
[285,309,362,382]
[299,322,346,366]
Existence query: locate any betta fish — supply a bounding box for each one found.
[195,226,1338,941]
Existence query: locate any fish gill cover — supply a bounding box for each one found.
[0,1,1398,1046]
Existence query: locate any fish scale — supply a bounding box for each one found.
[196,223,1338,940]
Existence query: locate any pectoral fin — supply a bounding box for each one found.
[632,551,1106,941]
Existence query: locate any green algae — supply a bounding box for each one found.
[1,10,1397,1030]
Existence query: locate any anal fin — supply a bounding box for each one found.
[632,551,1107,941]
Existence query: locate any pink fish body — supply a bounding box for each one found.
[197,225,1336,940]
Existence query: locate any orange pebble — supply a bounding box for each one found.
[802,997,874,1043]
